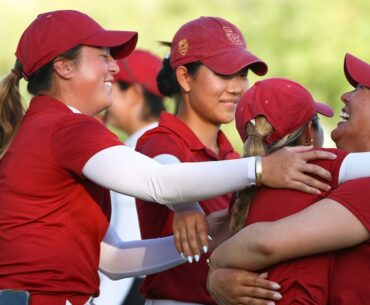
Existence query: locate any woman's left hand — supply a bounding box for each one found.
[207,268,282,305]
[173,207,209,262]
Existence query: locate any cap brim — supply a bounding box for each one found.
[315,101,334,117]
[84,30,138,60]
[344,53,370,88]
[201,48,268,76]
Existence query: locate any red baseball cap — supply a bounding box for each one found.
[315,101,334,118]
[16,10,138,78]
[235,78,332,144]
[344,53,370,88]
[169,16,267,76]
[114,49,163,97]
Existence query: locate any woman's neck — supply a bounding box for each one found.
[177,111,220,156]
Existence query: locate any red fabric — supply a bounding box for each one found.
[169,17,267,76]
[136,112,239,305]
[30,293,91,305]
[16,10,137,77]
[233,148,348,305]
[0,96,122,300]
[344,53,370,88]
[326,178,370,305]
[235,78,317,144]
[115,49,163,97]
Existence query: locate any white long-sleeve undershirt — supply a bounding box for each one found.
[100,225,185,280]
[82,145,256,205]
[338,152,370,184]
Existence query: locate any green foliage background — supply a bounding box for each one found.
[0,0,369,152]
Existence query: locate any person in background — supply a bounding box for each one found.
[95,49,165,305]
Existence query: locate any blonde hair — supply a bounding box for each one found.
[0,60,24,156]
[229,116,306,235]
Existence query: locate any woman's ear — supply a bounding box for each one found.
[175,66,191,93]
[131,83,144,99]
[53,58,75,80]
[307,121,315,139]
[303,122,313,146]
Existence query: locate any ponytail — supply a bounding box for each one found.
[156,51,202,114]
[229,116,306,235]
[0,60,24,156]
[0,45,82,156]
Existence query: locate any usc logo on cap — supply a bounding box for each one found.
[223,26,242,45]
[178,39,188,56]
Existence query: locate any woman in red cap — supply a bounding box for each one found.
[208,54,370,305]
[0,9,340,305]
[208,76,370,305]
[134,16,279,305]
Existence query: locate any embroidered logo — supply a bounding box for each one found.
[178,39,188,56]
[223,26,242,45]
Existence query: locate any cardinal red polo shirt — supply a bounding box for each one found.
[238,148,349,305]
[0,96,122,299]
[136,112,239,305]
[326,177,370,305]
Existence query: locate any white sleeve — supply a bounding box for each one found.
[338,152,370,184]
[82,145,255,205]
[153,153,204,212]
[100,225,185,280]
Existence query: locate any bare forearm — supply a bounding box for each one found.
[211,222,276,271]
[212,199,369,270]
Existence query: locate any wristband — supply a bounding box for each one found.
[255,156,263,187]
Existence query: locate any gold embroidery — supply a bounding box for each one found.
[178,39,188,56]
[223,26,242,45]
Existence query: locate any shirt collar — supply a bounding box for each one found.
[158,112,235,159]
[28,96,83,115]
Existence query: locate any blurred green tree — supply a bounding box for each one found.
[0,0,368,151]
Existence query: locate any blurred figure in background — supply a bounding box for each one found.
[95,49,165,305]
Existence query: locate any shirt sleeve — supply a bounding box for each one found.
[100,225,185,279]
[82,145,256,204]
[50,114,122,175]
[327,177,370,231]
[310,148,349,189]
[338,152,370,185]
[136,130,186,161]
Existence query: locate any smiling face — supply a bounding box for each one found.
[183,65,249,126]
[70,46,119,116]
[331,85,370,152]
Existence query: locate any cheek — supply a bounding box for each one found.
[111,88,120,106]
[88,62,107,82]
[242,79,249,94]
[202,75,227,95]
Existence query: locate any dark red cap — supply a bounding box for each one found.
[344,53,370,88]
[15,10,138,78]
[169,16,267,76]
[235,78,332,144]
[114,49,163,97]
